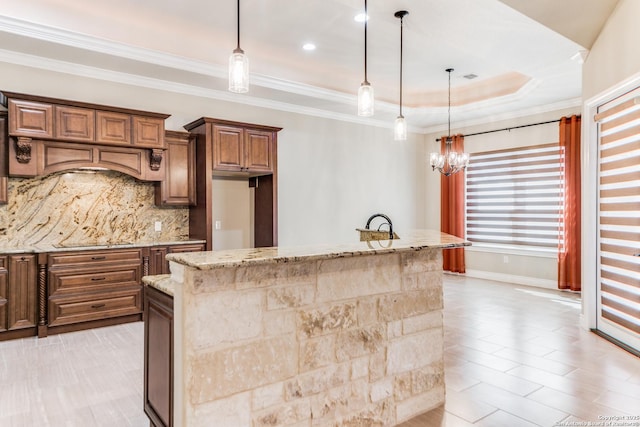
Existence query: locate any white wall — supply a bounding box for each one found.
[581,0,638,328]
[0,61,427,247]
[424,107,580,289]
[583,0,640,101]
[212,178,254,250]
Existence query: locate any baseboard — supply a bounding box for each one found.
[464,269,558,290]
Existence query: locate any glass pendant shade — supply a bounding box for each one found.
[358,82,374,116]
[394,116,407,140]
[228,48,249,93]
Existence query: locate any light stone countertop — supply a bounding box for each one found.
[0,239,206,255]
[142,274,175,296]
[166,229,469,270]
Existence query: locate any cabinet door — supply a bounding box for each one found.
[8,255,37,331]
[96,111,131,145]
[156,132,196,206]
[144,286,173,427]
[0,113,7,204]
[149,248,169,276]
[55,106,95,142]
[0,257,7,332]
[245,129,273,173]
[133,116,165,149]
[212,125,244,171]
[8,99,53,139]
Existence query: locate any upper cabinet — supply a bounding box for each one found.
[1,92,170,181]
[211,122,276,176]
[155,130,196,206]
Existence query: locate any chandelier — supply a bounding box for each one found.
[429,68,469,176]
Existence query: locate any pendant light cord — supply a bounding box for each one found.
[446,68,453,141]
[399,15,403,116]
[236,0,241,50]
[364,0,368,84]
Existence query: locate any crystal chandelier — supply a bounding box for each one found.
[429,68,469,176]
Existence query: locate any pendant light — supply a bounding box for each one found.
[429,68,470,176]
[228,0,249,93]
[357,0,374,116]
[394,10,409,140]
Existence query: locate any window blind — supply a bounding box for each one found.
[465,143,564,250]
[597,96,640,334]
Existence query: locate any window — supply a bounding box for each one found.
[465,143,564,251]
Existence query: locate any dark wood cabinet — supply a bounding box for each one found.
[212,124,274,174]
[144,285,174,427]
[184,117,281,250]
[0,254,38,340]
[45,248,143,335]
[96,111,131,145]
[0,112,7,204]
[7,99,53,139]
[1,92,170,183]
[55,105,95,142]
[133,116,165,149]
[155,131,196,206]
[148,244,205,276]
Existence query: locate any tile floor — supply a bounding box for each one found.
[1,275,638,426]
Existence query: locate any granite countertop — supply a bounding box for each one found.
[142,274,176,296]
[0,239,206,255]
[166,229,469,270]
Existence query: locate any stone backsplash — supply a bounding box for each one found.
[0,170,188,248]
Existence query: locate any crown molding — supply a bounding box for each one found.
[421,97,583,135]
[0,16,401,113]
[0,48,401,131]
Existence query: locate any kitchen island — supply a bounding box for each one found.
[143,230,468,427]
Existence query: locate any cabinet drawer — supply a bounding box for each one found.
[48,249,143,268]
[49,266,141,295]
[48,288,142,327]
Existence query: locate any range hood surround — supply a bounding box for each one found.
[2,91,170,181]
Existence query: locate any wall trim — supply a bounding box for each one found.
[464,269,558,290]
[0,15,583,134]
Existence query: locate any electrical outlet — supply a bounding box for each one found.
[215,220,222,230]
[154,221,162,232]
[503,255,509,264]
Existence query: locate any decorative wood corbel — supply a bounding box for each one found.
[15,137,32,163]
[150,149,163,171]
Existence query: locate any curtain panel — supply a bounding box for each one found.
[440,134,466,273]
[558,115,582,291]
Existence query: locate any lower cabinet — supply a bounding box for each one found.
[45,248,143,335]
[144,285,174,427]
[149,244,205,276]
[0,254,38,340]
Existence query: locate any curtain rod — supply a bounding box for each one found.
[435,119,561,142]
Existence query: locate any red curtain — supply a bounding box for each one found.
[441,134,466,273]
[558,116,581,291]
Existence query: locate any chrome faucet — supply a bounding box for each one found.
[365,213,394,239]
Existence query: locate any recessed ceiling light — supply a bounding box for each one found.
[354,13,369,22]
[463,74,478,80]
[302,43,316,51]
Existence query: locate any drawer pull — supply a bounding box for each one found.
[91,303,106,309]
[91,256,106,260]
[91,277,106,281]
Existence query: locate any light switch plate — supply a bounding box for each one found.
[155,221,162,232]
